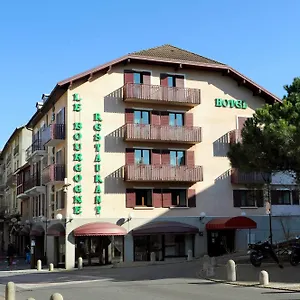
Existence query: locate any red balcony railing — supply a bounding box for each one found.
[124,164,203,182]
[123,83,201,106]
[26,140,46,160]
[124,124,202,144]
[231,169,271,185]
[42,164,65,184]
[23,174,41,192]
[43,124,66,146]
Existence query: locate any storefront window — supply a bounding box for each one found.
[164,234,185,257]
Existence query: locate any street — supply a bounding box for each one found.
[0,262,298,300]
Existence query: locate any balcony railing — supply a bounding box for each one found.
[231,169,271,185]
[124,164,203,182]
[26,140,46,161]
[23,174,41,192]
[123,83,201,106]
[43,124,66,146]
[42,164,65,184]
[229,130,242,144]
[124,124,202,144]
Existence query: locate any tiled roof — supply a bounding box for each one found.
[131,44,224,65]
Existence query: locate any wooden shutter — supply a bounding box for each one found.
[256,190,264,207]
[160,111,169,126]
[184,113,193,127]
[153,189,162,208]
[142,72,151,85]
[124,71,134,84]
[151,149,161,165]
[161,150,170,165]
[271,190,279,205]
[186,151,195,167]
[233,190,242,207]
[175,76,184,87]
[160,74,168,86]
[125,148,135,165]
[126,189,136,208]
[188,189,196,207]
[151,111,161,125]
[292,190,299,205]
[162,190,172,207]
[125,108,134,124]
[237,116,249,139]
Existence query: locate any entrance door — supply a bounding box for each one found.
[207,230,236,257]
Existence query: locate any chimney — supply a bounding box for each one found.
[36,102,43,110]
[42,93,50,103]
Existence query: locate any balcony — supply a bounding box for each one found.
[124,124,202,144]
[231,169,271,185]
[26,140,47,162]
[6,174,17,187]
[123,83,201,107]
[229,130,242,143]
[16,184,29,199]
[124,164,203,183]
[43,124,66,147]
[42,164,65,185]
[23,174,45,196]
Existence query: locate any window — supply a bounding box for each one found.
[170,150,185,166]
[134,149,150,165]
[168,76,175,87]
[56,190,65,209]
[134,72,142,84]
[169,113,184,126]
[136,189,152,207]
[271,190,291,205]
[171,189,187,207]
[233,190,264,207]
[134,110,150,124]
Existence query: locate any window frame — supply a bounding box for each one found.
[135,189,153,207]
[169,112,184,127]
[133,110,150,125]
[134,149,151,165]
[170,150,185,166]
[171,189,187,207]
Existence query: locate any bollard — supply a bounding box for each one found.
[37,259,42,271]
[5,282,16,300]
[187,249,193,261]
[150,252,156,263]
[78,257,83,270]
[50,293,63,300]
[49,263,54,271]
[202,254,210,271]
[206,265,215,277]
[226,259,236,282]
[211,257,216,267]
[259,270,269,285]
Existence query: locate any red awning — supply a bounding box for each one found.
[30,224,45,236]
[206,216,257,230]
[74,222,127,237]
[47,223,65,237]
[132,221,199,236]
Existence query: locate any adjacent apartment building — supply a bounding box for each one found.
[12,45,300,269]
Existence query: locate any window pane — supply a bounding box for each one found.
[141,111,149,124]
[134,150,142,164]
[170,151,176,166]
[169,113,175,126]
[134,73,141,84]
[176,114,183,126]
[179,190,186,206]
[168,76,174,87]
[141,150,150,165]
[134,111,141,124]
[177,151,184,165]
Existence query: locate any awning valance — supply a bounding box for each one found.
[30,224,45,236]
[206,216,257,230]
[74,222,127,237]
[47,223,65,237]
[132,221,199,236]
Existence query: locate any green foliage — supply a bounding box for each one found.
[227,77,300,182]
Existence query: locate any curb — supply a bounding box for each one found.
[198,271,300,292]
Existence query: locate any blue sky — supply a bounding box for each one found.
[0,0,299,147]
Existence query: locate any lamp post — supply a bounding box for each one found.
[26,219,36,269]
[39,215,50,265]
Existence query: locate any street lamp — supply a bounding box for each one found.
[55,213,74,226]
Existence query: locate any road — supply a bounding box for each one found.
[0,262,297,300]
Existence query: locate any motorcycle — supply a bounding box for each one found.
[248,238,283,268]
[288,237,300,266]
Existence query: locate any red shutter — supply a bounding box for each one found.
[237,116,248,140]
[151,150,161,165]
[160,112,169,126]
[184,113,193,127]
[186,151,195,167]
[125,148,135,165]
[160,74,168,86]
[126,189,136,208]
[153,189,162,208]
[142,72,151,85]
[124,71,134,84]
[125,108,134,124]
[175,76,184,87]
[151,111,161,125]
[162,190,172,207]
[188,189,196,207]
[161,150,170,165]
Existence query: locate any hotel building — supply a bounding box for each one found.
[13,45,300,269]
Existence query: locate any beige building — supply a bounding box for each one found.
[15,44,299,269]
[0,126,31,252]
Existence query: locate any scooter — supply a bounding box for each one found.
[248,238,283,268]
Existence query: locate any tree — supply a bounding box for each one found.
[227,77,300,182]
